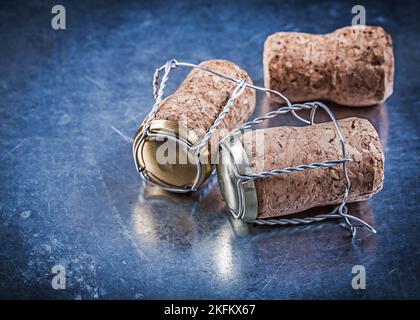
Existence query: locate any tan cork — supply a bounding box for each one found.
[263,26,394,106]
[241,117,384,218]
[156,60,256,154]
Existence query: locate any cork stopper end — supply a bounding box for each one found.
[134,120,212,191]
[217,136,258,221]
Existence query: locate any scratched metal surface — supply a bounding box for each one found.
[0,0,419,299]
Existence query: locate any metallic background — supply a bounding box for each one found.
[0,0,419,299]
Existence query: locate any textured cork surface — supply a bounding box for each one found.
[156,60,256,153]
[263,26,394,106]
[241,118,384,218]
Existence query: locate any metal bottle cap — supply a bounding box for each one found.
[216,135,258,221]
[133,119,213,191]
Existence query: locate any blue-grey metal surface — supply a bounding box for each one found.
[0,0,419,299]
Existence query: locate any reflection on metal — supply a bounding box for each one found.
[131,182,202,247]
[132,184,159,246]
[214,225,236,281]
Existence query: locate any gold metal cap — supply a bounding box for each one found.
[216,135,258,221]
[133,119,213,191]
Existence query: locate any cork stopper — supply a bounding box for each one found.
[264,26,394,106]
[217,117,384,219]
[245,118,384,218]
[134,60,256,191]
[156,60,256,142]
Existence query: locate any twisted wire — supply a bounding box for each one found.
[139,59,176,142]
[253,206,377,236]
[232,104,311,135]
[253,214,343,226]
[192,79,247,151]
[175,62,292,107]
[239,159,351,181]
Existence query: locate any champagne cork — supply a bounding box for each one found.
[156,60,256,148]
[263,26,394,106]
[133,60,256,191]
[217,117,384,220]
